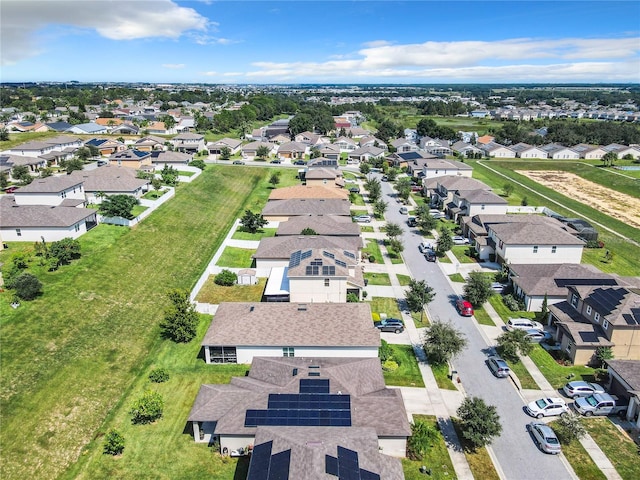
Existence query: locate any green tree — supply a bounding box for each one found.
[502,183,515,197]
[373,198,388,218]
[407,419,439,461]
[103,429,125,455]
[595,346,614,367]
[129,390,164,424]
[463,271,493,306]
[160,164,179,186]
[415,204,437,233]
[365,177,381,202]
[521,196,528,206]
[554,411,586,445]
[496,329,533,363]
[301,227,317,235]
[405,279,435,319]
[98,194,139,220]
[386,167,399,182]
[435,226,453,256]
[269,171,281,188]
[219,146,231,161]
[214,269,237,286]
[48,238,81,265]
[0,128,9,141]
[536,293,549,323]
[151,177,163,192]
[159,114,176,132]
[256,145,271,160]
[0,172,8,189]
[359,162,371,175]
[12,165,33,185]
[395,177,412,203]
[12,273,43,300]
[456,396,502,450]
[423,321,466,365]
[383,222,403,239]
[240,210,268,233]
[189,159,206,170]
[160,289,199,343]
[64,158,85,174]
[388,238,404,256]
[602,151,618,167]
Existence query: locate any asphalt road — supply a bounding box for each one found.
[377,176,574,480]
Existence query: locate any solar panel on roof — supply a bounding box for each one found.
[289,250,302,268]
[247,441,273,480]
[323,251,335,259]
[555,278,618,288]
[335,260,346,268]
[343,251,355,259]
[325,446,381,480]
[268,449,291,480]
[301,250,312,260]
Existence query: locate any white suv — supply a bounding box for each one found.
[506,318,543,332]
[525,397,569,418]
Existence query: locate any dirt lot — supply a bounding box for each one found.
[517,170,640,231]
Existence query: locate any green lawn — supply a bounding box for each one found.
[364,272,392,286]
[369,297,403,320]
[450,246,478,263]
[473,305,495,327]
[431,363,457,390]
[488,295,536,323]
[383,344,425,387]
[178,170,196,177]
[397,274,412,286]
[582,418,640,480]
[411,309,430,327]
[0,166,269,480]
[529,345,601,390]
[350,193,366,206]
[548,421,606,480]
[506,359,539,390]
[402,415,457,480]
[142,189,168,200]
[131,205,148,217]
[216,246,255,268]
[195,277,266,304]
[451,418,500,480]
[448,273,465,283]
[231,227,277,240]
[360,225,374,233]
[437,254,452,263]
[362,238,384,263]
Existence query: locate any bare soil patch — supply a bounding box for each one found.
[516,170,640,230]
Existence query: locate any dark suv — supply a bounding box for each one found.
[486,355,511,378]
[374,318,404,334]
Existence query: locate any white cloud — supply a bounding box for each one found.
[162,64,185,69]
[361,40,393,48]
[1,0,208,65]
[201,71,218,76]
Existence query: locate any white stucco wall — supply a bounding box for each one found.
[14,186,84,206]
[289,277,347,303]
[378,437,407,458]
[466,203,508,216]
[230,346,378,364]
[220,435,256,454]
[499,244,583,265]
[1,223,89,242]
[255,258,289,269]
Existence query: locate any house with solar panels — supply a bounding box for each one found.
[549,285,640,364]
[187,356,411,459]
[201,303,379,364]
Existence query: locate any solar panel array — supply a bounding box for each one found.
[589,287,627,315]
[247,441,292,480]
[555,278,617,287]
[289,249,312,268]
[325,446,381,480]
[343,251,356,259]
[244,379,352,428]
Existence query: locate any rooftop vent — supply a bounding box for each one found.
[298,304,307,311]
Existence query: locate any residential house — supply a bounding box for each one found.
[0,195,97,242]
[416,158,472,180]
[277,142,308,159]
[344,127,369,138]
[8,121,49,133]
[268,133,292,144]
[65,123,108,135]
[187,356,411,457]
[242,141,276,160]
[391,138,418,153]
[149,150,192,167]
[268,185,349,201]
[5,136,82,160]
[276,215,361,238]
[307,157,339,169]
[510,143,548,159]
[476,135,495,144]
[0,154,47,180]
[604,360,640,428]
[206,138,243,157]
[540,143,579,160]
[69,165,149,203]
[134,136,167,152]
[334,137,358,153]
[108,149,153,169]
[45,121,73,132]
[419,138,452,157]
[425,175,490,209]
[448,189,508,222]
[604,144,640,160]
[358,136,387,150]
[480,142,515,158]
[171,133,205,153]
[386,151,435,169]
[262,198,351,222]
[318,143,341,161]
[253,235,361,269]
[549,286,640,365]
[264,118,290,139]
[109,123,139,135]
[450,141,483,158]
[509,263,625,311]
[146,121,169,135]
[304,167,343,187]
[12,175,85,206]
[347,146,385,163]
[571,144,607,160]
[85,138,126,156]
[201,302,378,364]
[487,220,584,265]
[294,131,325,146]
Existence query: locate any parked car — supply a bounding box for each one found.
[270,159,282,164]
[452,236,470,245]
[456,299,474,317]
[486,355,511,378]
[562,381,605,399]
[293,159,306,165]
[525,397,569,418]
[524,329,552,343]
[425,250,436,262]
[506,318,544,332]
[3,186,19,193]
[353,215,372,223]
[374,318,404,334]
[348,186,360,194]
[232,160,245,165]
[418,241,432,253]
[574,392,628,417]
[381,175,388,181]
[399,206,408,215]
[97,160,108,167]
[407,216,417,227]
[490,282,507,294]
[411,185,423,192]
[527,422,562,454]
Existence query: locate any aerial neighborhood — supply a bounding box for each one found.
[1,83,640,480]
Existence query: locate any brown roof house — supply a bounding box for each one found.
[304,167,343,187]
[268,185,349,201]
[261,199,351,222]
[187,356,411,458]
[549,285,640,365]
[201,302,379,364]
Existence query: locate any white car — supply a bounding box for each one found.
[506,318,544,332]
[525,397,569,419]
[353,215,372,223]
[452,236,470,245]
[524,329,552,343]
[562,381,605,399]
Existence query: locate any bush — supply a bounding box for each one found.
[48,238,81,265]
[407,419,439,460]
[382,359,399,372]
[502,294,524,312]
[12,273,43,300]
[368,254,376,263]
[585,240,603,249]
[214,269,237,286]
[346,292,359,303]
[103,429,125,455]
[554,412,585,445]
[148,368,170,383]
[379,339,393,362]
[129,390,164,424]
[189,159,206,170]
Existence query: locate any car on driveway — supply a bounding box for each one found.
[232,160,245,165]
[348,186,360,193]
[452,236,470,245]
[270,159,282,164]
[506,318,544,332]
[527,422,561,454]
[524,329,552,343]
[486,355,511,378]
[374,318,404,334]
[456,298,474,316]
[525,397,569,418]
[491,282,507,294]
[353,215,372,223]
[562,381,605,399]
[293,159,306,165]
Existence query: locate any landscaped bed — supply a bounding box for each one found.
[382,344,425,388]
[402,415,457,480]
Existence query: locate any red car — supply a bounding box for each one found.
[456,299,474,317]
[3,186,18,194]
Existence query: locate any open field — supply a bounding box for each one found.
[0,166,269,480]
[518,170,640,230]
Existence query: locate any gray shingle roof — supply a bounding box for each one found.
[262,199,351,217]
[202,302,379,348]
[13,175,83,193]
[489,221,585,245]
[69,165,149,193]
[254,235,361,259]
[604,359,640,391]
[276,215,361,237]
[510,263,619,297]
[461,189,507,204]
[0,196,95,228]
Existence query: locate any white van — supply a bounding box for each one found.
[506,318,544,332]
[399,206,408,215]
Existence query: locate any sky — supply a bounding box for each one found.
[1,0,640,84]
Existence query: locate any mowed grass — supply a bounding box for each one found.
[195,277,267,303]
[231,227,277,240]
[506,359,539,390]
[548,420,606,480]
[473,305,495,327]
[383,344,425,388]
[216,246,255,268]
[362,237,384,263]
[369,297,403,320]
[488,295,536,323]
[402,415,457,480]
[582,418,640,480]
[431,363,457,390]
[0,166,268,480]
[528,345,600,390]
[397,274,412,286]
[363,272,392,286]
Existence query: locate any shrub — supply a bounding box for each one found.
[585,240,602,249]
[148,368,170,383]
[554,412,585,445]
[189,159,206,170]
[214,269,237,286]
[12,273,43,300]
[407,419,439,460]
[129,390,164,424]
[346,292,359,303]
[103,429,125,455]
[48,238,81,265]
[502,294,524,312]
[368,254,376,263]
[379,339,393,362]
[382,359,399,372]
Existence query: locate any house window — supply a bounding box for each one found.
[324,279,330,287]
[209,346,237,364]
[594,312,600,323]
[586,306,592,316]
[283,347,295,357]
[603,320,609,330]
[74,223,80,232]
[566,342,573,353]
[551,246,557,253]
[16,228,21,237]
[533,246,538,253]
[481,204,485,210]
[570,294,578,308]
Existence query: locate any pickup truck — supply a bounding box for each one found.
[574,392,628,417]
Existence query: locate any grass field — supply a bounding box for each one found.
[402,415,457,480]
[383,344,425,388]
[473,305,496,327]
[528,345,601,390]
[397,274,412,286]
[582,418,640,480]
[195,277,266,304]
[362,237,384,263]
[216,246,255,268]
[0,166,269,480]
[548,420,606,480]
[364,272,392,286]
[431,363,457,390]
[231,227,277,240]
[506,359,539,390]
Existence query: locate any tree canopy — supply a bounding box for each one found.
[240,210,268,233]
[456,396,502,450]
[463,271,493,306]
[422,321,466,365]
[160,289,199,343]
[98,194,139,220]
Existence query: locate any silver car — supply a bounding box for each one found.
[562,381,605,399]
[527,422,562,454]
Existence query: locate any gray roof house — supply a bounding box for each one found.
[187,356,411,458]
[604,359,640,429]
[262,199,351,221]
[253,235,362,269]
[276,215,361,238]
[201,302,379,364]
[12,175,85,207]
[69,166,149,202]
